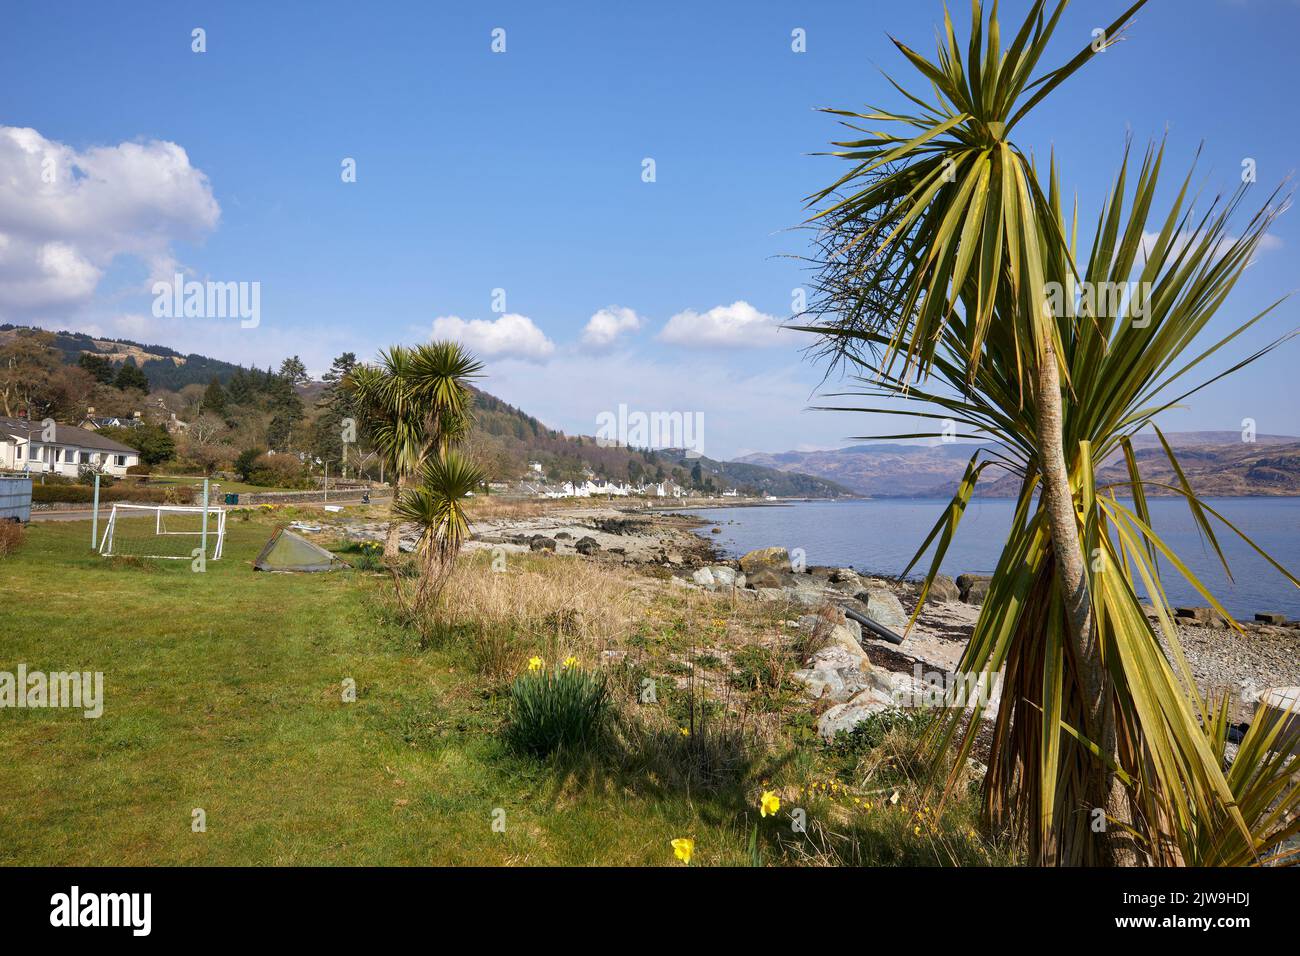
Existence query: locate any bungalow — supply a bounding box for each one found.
[79,414,143,431]
[0,416,141,477]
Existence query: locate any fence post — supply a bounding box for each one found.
[201,478,210,561]
[91,473,100,549]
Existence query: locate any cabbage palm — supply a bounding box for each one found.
[345,342,483,557]
[391,449,487,612]
[802,0,1299,865]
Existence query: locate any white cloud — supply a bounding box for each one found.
[0,126,220,318]
[581,305,642,350]
[430,312,556,362]
[658,300,786,348]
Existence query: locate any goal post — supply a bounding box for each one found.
[98,503,227,561]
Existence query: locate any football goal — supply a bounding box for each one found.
[98,503,227,561]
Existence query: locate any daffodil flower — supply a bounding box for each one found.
[760,791,780,818]
[561,656,579,669]
[671,838,694,865]
[527,656,544,671]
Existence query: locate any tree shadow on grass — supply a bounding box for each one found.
[528,714,799,829]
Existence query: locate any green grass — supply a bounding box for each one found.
[133,476,299,496]
[0,519,1010,866]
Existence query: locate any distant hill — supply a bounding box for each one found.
[469,388,856,497]
[2,323,853,496]
[739,432,1300,498]
[0,324,251,391]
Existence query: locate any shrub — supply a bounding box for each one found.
[32,484,93,504]
[505,661,610,757]
[825,708,935,757]
[233,448,262,482]
[0,519,25,559]
[245,453,313,489]
[340,539,384,571]
[31,483,195,505]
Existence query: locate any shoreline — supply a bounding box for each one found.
[460,502,1300,724]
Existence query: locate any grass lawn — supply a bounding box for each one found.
[0,514,1008,866]
[130,476,304,496]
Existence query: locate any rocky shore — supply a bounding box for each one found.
[351,502,1300,735]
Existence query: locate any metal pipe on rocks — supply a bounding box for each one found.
[843,605,905,645]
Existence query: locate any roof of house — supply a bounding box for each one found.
[0,416,139,454]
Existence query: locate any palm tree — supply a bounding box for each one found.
[345,343,483,557]
[391,449,487,617]
[801,0,1299,864]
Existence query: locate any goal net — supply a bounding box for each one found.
[98,504,227,561]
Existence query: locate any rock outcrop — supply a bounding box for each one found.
[739,547,792,574]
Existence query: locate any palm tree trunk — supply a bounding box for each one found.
[1036,336,1137,866]
[384,473,406,558]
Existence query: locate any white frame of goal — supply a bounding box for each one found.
[98,503,227,560]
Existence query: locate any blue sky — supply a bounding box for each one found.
[2,0,1297,458]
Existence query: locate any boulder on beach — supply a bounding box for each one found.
[854,583,909,631]
[830,567,862,586]
[957,574,991,604]
[926,573,961,604]
[1175,606,1232,627]
[746,568,787,590]
[693,565,744,590]
[739,547,791,574]
[575,536,600,555]
[817,682,906,739]
[792,643,875,703]
[529,535,557,552]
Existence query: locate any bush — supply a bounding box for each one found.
[505,661,610,757]
[31,482,195,505]
[245,453,313,489]
[0,519,25,559]
[825,708,935,757]
[340,539,384,571]
[32,484,93,504]
[233,448,262,482]
[99,424,174,466]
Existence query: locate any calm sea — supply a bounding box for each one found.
[686,497,1300,621]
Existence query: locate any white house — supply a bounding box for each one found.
[0,417,141,477]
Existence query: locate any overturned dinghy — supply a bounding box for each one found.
[254,528,347,572]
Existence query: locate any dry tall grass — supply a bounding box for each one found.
[431,552,641,684]
[0,520,25,559]
[462,498,556,521]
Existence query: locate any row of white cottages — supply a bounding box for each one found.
[0,417,141,477]
[517,478,740,499]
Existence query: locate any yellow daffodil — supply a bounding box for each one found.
[561,656,579,669]
[527,656,544,672]
[760,791,780,818]
[913,826,922,836]
[671,838,694,864]
[679,726,690,737]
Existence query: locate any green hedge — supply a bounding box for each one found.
[32,483,195,505]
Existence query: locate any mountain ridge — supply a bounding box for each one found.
[738,434,1300,497]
